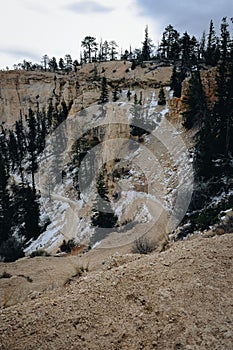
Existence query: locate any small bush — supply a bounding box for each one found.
[59,239,76,253]
[64,265,89,286]
[0,237,24,262]
[30,249,50,258]
[132,237,157,254]
[131,60,137,70]
[0,271,12,279]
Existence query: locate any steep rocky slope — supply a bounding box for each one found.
[0,233,232,349]
[0,62,172,125]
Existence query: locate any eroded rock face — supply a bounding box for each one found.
[0,63,192,252]
[0,71,81,124]
[168,67,218,124]
[0,63,173,125]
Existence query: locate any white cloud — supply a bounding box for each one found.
[66,1,114,14]
[0,0,157,69]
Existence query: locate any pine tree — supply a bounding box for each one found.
[81,36,97,63]
[91,172,118,228]
[15,117,26,182]
[142,25,152,61]
[64,54,73,72]
[179,32,197,68]
[159,25,180,61]
[158,87,166,106]
[73,60,79,72]
[170,66,186,98]
[170,66,180,97]
[11,184,41,240]
[0,125,10,173]
[49,57,58,72]
[211,17,231,156]
[0,154,11,243]
[22,186,41,240]
[59,58,64,70]
[127,89,131,101]
[101,40,110,61]
[26,108,38,192]
[99,77,109,104]
[112,85,119,102]
[50,127,67,186]
[8,129,18,172]
[109,41,118,61]
[204,20,220,66]
[182,70,207,129]
[138,91,143,105]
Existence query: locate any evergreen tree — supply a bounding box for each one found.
[26,109,38,192]
[109,41,118,61]
[158,87,166,105]
[15,117,26,182]
[159,25,180,61]
[0,235,24,262]
[91,172,118,228]
[142,25,152,61]
[170,66,186,98]
[81,36,97,63]
[49,57,58,72]
[180,32,192,67]
[0,125,10,172]
[112,85,119,102]
[8,129,18,172]
[64,54,73,72]
[199,31,206,61]
[101,40,110,61]
[41,54,49,71]
[182,70,207,129]
[99,77,109,104]
[11,184,41,240]
[204,20,220,66]
[59,58,65,70]
[170,66,180,97]
[73,60,79,72]
[182,18,233,228]
[22,185,41,240]
[211,17,231,157]
[36,110,47,154]
[190,36,199,66]
[0,154,11,243]
[138,91,143,105]
[127,89,131,101]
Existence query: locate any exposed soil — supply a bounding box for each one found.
[0,233,232,350]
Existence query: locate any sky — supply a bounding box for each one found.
[0,0,232,69]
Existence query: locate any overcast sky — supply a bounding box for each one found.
[0,0,232,69]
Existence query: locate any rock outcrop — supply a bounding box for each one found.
[0,62,173,125]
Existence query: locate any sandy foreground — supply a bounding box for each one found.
[0,233,232,350]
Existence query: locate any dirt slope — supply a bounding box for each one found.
[0,233,232,350]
